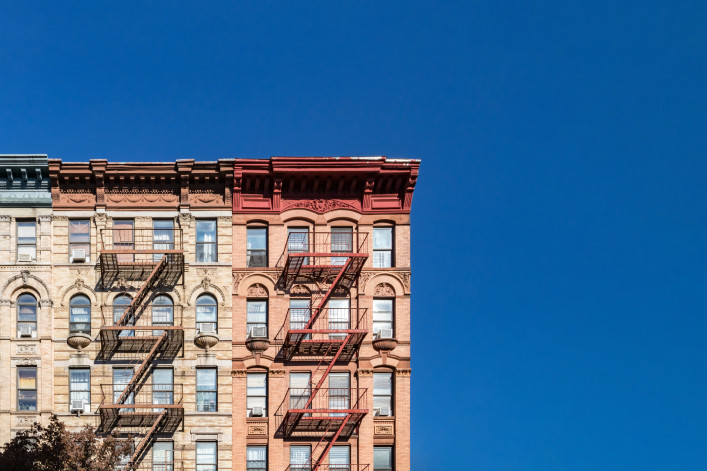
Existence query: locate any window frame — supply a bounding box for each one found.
[289,445,311,471]
[246,299,268,337]
[372,226,394,268]
[196,219,218,263]
[246,226,268,268]
[372,298,395,337]
[247,371,268,417]
[18,366,37,411]
[196,441,218,471]
[196,294,218,333]
[69,367,90,411]
[152,440,174,471]
[68,219,91,263]
[373,371,394,417]
[246,445,267,471]
[374,446,394,471]
[69,294,91,335]
[16,219,37,262]
[17,293,37,337]
[196,367,218,412]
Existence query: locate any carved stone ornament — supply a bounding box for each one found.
[16,344,38,355]
[16,416,38,427]
[357,369,374,377]
[245,337,270,353]
[247,283,268,298]
[374,422,395,436]
[67,333,92,352]
[282,198,358,213]
[16,358,37,366]
[248,424,267,436]
[232,369,247,378]
[201,277,211,291]
[374,283,395,297]
[21,270,29,285]
[395,368,411,377]
[232,272,248,292]
[269,369,285,377]
[194,330,219,352]
[289,284,311,296]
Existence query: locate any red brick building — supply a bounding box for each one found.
[231,157,419,471]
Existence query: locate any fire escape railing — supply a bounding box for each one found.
[97,228,184,471]
[275,232,369,471]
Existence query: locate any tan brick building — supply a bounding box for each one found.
[0,155,418,471]
[232,157,418,471]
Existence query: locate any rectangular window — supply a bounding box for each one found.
[328,298,350,339]
[113,368,134,413]
[287,227,309,265]
[373,227,393,268]
[18,367,37,411]
[372,299,394,337]
[196,220,217,262]
[152,441,174,471]
[374,447,393,471]
[289,372,311,415]
[197,368,218,412]
[331,226,353,265]
[290,446,310,471]
[69,368,90,412]
[247,227,267,267]
[17,220,36,262]
[196,441,217,471]
[69,219,90,262]
[247,372,267,417]
[113,220,134,263]
[247,300,267,337]
[289,298,311,340]
[373,372,393,416]
[153,219,174,262]
[247,445,267,471]
[152,368,174,412]
[328,372,350,416]
[329,446,350,470]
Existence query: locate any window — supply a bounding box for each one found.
[113,368,134,413]
[287,227,309,264]
[196,220,217,262]
[69,368,90,412]
[153,220,174,261]
[372,299,394,337]
[247,446,267,471]
[289,372,311,415]
[152,441,173,471]
[331,226,353,265]
[69,219,90,262]
[328,373,350,416]
[152,295,174,336]
[247,300,267,337]
[17,293,37,338]
[113,219,134,263]
[196,294,218,333]
[18,367,37,411]
[373,227,393,268]
[152,369,173,412]
[17,220,36,261]
[373,372,393,416]
[289,298,311,338]
[197,368,217,412]
[247,227,267,267]
[196,441,217,471]
[247,372,267,417]
[374,447,393,471]
[113,294,133,337]
[69,294,91,335]
[329,446,350,470]
[328,298,349,339]
[290,446,310,471]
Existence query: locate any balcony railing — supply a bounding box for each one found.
[276,387,367,421]
[277,232,368,268]
[99,383,184,408]
[102,305,184,327]
[100,228,184,253]
[285,466,370,471]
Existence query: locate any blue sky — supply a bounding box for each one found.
[1,1,705,469]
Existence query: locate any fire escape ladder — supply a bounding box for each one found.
[116,332,167,405]
[116,255,168,327]
[311,414,352,471]
[127,409,168,471]
[305,334,351,410]
[307,258,353,330]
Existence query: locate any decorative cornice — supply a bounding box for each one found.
[232,369,247,378]
[395,368,411,377]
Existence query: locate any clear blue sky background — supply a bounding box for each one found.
[1,1,705,469]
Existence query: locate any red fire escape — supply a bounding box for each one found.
[97,227,184,471]
[275,232,370,471]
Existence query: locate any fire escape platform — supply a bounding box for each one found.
[99,326,184,356]
[280,411,367,438]
[98,405,184,432]
[98,252,184,285]
[279,331,367,361]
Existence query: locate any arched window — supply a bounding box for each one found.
[17,293,37,338]
[196,294,218,333]
[112,294,133,337]
[69,294,91,334]
[152,295,174,335]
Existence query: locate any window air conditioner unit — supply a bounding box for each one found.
[375,406,391,417]
[71,249,86,263]
[198,323,216,335]
[249,326,267,339]
[70,400,86,415]
[375,329,394,340]
[250,407,264,417]
[19,325,34,338]
[18,253,32,262]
